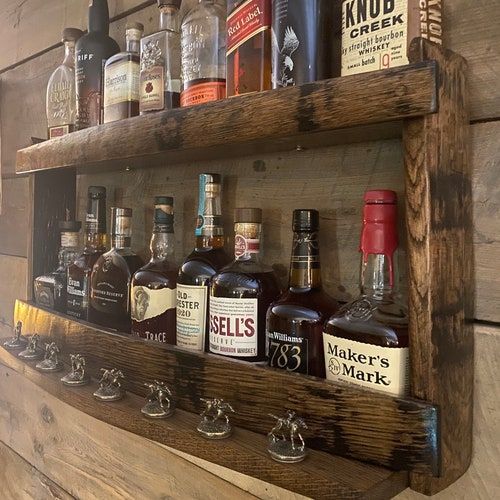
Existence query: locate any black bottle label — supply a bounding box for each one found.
[67,276,88,319]
[267,331,309,374]
[291,231,320,269]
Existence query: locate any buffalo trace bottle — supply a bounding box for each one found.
[210,208,281,362]
[131,197,177,343]
[226,0,272,97]
[180,0,227,107]
[140,0,181,113]
[67,186,108,320]
[323,190,409,397]
[89,208,143,332]
[176,174,231,351]
[266,210,338,377]
[271,0,333,88]
[76,0,119,129]
[46,28,83,139]
[103,22,144,123]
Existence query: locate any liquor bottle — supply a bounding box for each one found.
[89,208,143,331]
[226,0,272,97]
[180,0,227,107]
[271,0,332,88]
[76,0,120,129]
[140,0,182,113]
[131,197,177,343]
[266,210,338,377]
[323,190,409,397]
[34,216,81,313]
[103,22,144,123]
[177,174,231,351]
[210,208,281,362]
[67,186,108,320]
[46,28,84,139]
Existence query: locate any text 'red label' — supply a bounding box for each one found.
[180,82,226,107]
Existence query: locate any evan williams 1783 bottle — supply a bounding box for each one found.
[323,190,409,396]
[131,197,177,344]
[76,0,119,129]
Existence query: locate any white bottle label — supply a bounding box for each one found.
[209,297,258,357]
[130,285,176,322]
[176,284,208,351]
[323,333,409,396]
[104,60,140,107]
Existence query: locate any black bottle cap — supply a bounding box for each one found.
[62,28,84,42]
[88,186,107,199]
[234,208,262,224]
[293,209,319,232]
[59,220,82,232]
[154,196,174,227]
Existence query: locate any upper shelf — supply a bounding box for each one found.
[16,61,438,175]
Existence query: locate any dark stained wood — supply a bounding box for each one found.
[0,177,29,256]
[403,39,474,494]
[0,347,408,500]
[11,299,439,476]
[16,62,437,174]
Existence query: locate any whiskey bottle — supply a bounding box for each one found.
[210,208,281,362]
[103,22,144,123]
[177,174,231,351]
[323,190,409,396]
[46,28,83,139]
[180,0,227,107]
[131,197,177,344]
[67,186,108,320]
[140,0,181,113]
[89,208,143,332]
[266,210,338,377]
[226,0,272,97]
[76,0,120,129]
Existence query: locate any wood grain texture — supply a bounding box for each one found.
[12,299,438,475]
[0,177,29,256]
[0,256,28,335]
[0,349,408,500]
[0,441,73,500]
[403,40,473,494]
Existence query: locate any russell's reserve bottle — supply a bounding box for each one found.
[323,190,409,397]
[46,28,83,139]
[176,174,231,351]
[76,0,120,129]
[89,208,143,331]
[226,0,272,97]
[209,208,281,362]
[131,197,177,343]
[66,186,108,320]
[266,210,338,377]
[180,0,227,106]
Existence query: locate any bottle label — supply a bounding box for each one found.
[227,0,272,55]
[322,333,409,396]
[131,285,176,322]
[140,65,165,112]
[176,284,208,351]
[104,60,140,107]
[291,232,320,269]
[76,52,106,128]
[267,331,309,374]
[180,81,226,107]
[67,275,89,319]
[49,125,71,139]
[61,232,79,248]
[234,235,260,258]
[209,296,258,357]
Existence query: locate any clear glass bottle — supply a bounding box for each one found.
[180,0,227,107]
[104,22,144,123]
[140,0,181,113]
[46,28,83,139]
[131,197,177,344]
[323,190,409,397]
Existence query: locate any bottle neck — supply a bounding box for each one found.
[89,0,110,33]
[289,231,322,291]
[112,236,131,250]
[234,223,261,262]
[150,225,174,262]
[360,253,396,301]
[195,234,225,250]
[63,41,76,66]
[160,5,180,32]
[126,36,140,54]
[84,232,107,253]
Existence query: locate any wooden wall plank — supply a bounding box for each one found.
[0,255,27,335]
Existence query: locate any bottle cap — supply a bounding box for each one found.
[154,196,174,229]
[205,182,221,196]
[111,207,133,238]
[62,28,84,42]
[112,207,132,218]
[158,0,181,8]
[234,208,262,224]
[59,220,82,232]
[293,209,319,232]
[126,21,144,32]
[201,173,221,185]
[364,190,397,205]
[88,186,107,199]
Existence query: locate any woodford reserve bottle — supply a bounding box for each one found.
[323,190,409,396]
[89,208,143,331]
[67,186,108,320]
[210,208,281,362]
[266,210,338,377]
[271,0,333,88]
[76,0,119,129]
[140,0,181,113]
[103,22,144,123]
[131,197,177,343]
[176,174,231,351]
[46,28,83,139]
[226,0,272,97]
[180,0,227,107]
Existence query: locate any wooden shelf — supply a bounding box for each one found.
[15,61,437,174]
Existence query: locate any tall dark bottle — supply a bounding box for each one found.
[76,0,120,129]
